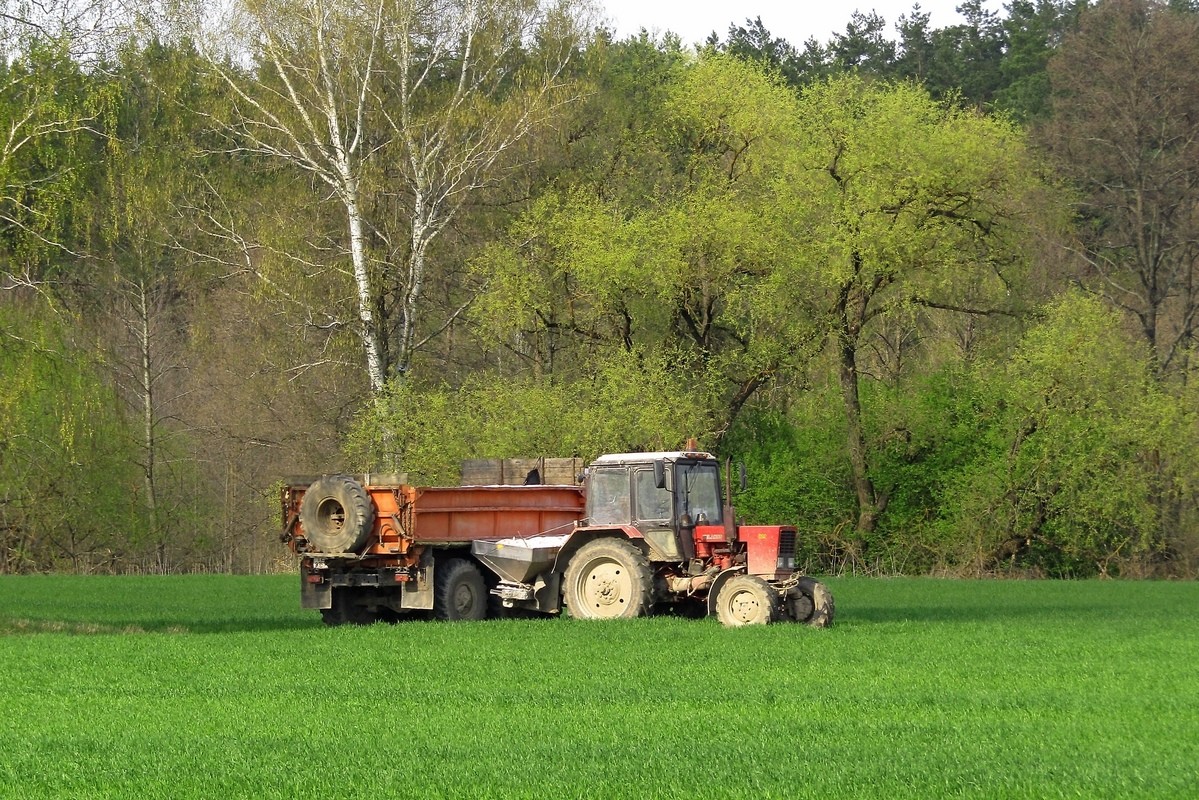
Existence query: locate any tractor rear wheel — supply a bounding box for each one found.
[563,538,652,620]
[783,577,835,628]
[714,574,779,626]
[299,475,374,553]
[433,558,488,621]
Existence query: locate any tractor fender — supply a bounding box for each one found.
[552,526,646,575]
[706,566,748,616]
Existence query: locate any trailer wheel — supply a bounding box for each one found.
[714,574,779,626]
[784,577,835,628]
[563,538,652,620]
[299,475,374,553]
[434,558,487,621]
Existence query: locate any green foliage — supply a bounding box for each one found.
[0,38,107,277]
[99,39,213,256]
[725,295,1195,578]
[774,73,1057,538]
[829,11,897,73]
[346,349,719,482]
[0,305,143,572]
[784,75,1045,294]
[714,17,806,86]
[864,366,1000,570]
[727,368,1007,574]
[3,576,1199,797]
[996,1,1086,120]
[724,400,855,567]
[940,292,1188,575]
[474,54,814,434]
[660,53,799,181]
[777,73,1053,343]
[561,31,687,198]
[711,0,1082,120]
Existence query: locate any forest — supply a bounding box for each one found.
[1,0,1197,578]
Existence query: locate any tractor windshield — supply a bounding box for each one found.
[675,462,722,525]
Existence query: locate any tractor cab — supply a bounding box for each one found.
[583,451,725,562]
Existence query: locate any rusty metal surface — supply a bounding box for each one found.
[410,485,584,543]
[283,480,585,557]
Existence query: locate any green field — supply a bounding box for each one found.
[1,575,1197,798]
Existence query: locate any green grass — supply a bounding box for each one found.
[1,575,1197,798]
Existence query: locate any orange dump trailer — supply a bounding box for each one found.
[280,475,585,624]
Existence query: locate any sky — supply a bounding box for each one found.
[599,1,1004,46]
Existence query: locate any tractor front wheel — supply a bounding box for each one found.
[783,577,835,628]
[563,538,652,620]
[714,574,779,626]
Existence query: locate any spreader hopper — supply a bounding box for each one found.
[471,535,569,583]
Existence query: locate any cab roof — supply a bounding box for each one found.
[590,451,716,466]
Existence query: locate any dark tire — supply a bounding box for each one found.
[714,574,780,627]
[433,558,488,621]
[320,588,378,626]
[784,577,835,628]
[563,538,653,620]
[299,475,374,553]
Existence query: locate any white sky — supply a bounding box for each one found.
[599,1,1005,46]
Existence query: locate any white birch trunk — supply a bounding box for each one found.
[136,281,158,539]
[345,192,387,392]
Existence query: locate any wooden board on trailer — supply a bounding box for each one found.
[461,457,584,486]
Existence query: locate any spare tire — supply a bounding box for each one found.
[299,475,375,553]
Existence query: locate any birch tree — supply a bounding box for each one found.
[1,0,127,64]
[0,34,103,298]
[188,0,592,392]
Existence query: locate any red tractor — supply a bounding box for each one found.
[547,450,833,626]
[281,449,833,627]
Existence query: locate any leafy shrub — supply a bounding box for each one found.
[723,394,856,571]
[724,293,1197,578]
[346,347,719,482]
[864,366,998,572]
[939,291,1188,576]
[0,306,143,572]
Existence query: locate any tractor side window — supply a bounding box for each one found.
[587,469,631,524]
[634,469,672,522]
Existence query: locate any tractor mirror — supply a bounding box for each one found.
[653,459,667,489]
[738,462,747,492]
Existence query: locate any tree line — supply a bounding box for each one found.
[1,0,1196,577]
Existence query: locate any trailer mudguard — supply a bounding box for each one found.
[301,569,333,610]
[399,549,435,610]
